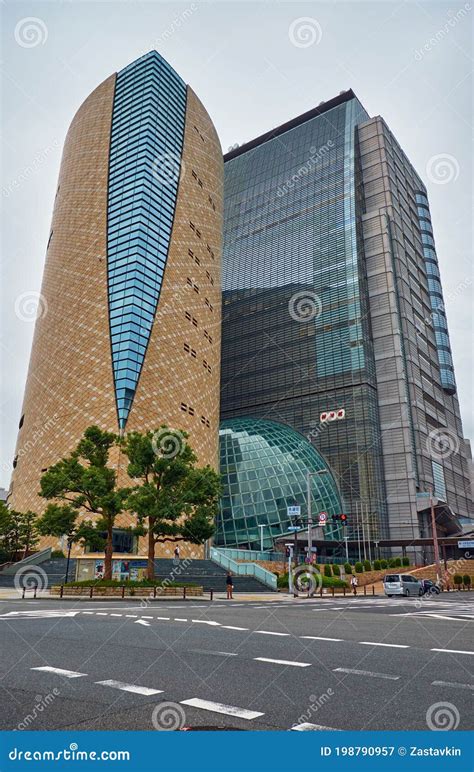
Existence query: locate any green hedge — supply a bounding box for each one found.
[332,564,341,576]
[373,560,381,570]
[324,564,332,577]
[277,570,347,590]
[462,575,471,586]
[64,579,198,588]
[344,562,353,574]
[355,562,364,573]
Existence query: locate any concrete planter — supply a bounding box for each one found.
[51,586,203,597]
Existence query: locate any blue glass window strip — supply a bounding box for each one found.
[415,192,456,394]
[107,51,186,428]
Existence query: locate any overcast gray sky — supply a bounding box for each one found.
[1,0,472,489]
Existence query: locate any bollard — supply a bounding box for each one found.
[183,586,186,600]
[34,585,37,599]
[319,585,323,598]
[60,585,64,599]
[153,586,157,598]
[22,587,25,599]
[363,585,367,596]
[331,587,334,597]
[90,586,93,598]
[343,586,346,597]
[210,589,214,602]
[121,585,125,599]
[372,585,375,596]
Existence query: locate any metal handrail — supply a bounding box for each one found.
[210,548,277,590]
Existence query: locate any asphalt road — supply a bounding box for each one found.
[0,594,472,732]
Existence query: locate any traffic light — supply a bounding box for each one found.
[331,514,348,525]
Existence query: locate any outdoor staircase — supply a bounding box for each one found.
[0,557,77,588]
[0,556,270,593]
[153,558,270,593]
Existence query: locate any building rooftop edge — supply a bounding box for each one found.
[223,89,358,161]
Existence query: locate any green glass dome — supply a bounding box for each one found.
[217,417,343,549]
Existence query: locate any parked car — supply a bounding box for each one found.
[420,578,441,595]
[383,574,422,597]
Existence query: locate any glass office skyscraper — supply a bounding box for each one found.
[221,91,472,553]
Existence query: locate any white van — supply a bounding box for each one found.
[384,574,422,597]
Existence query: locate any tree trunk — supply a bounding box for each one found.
[147,517,156,580]
[104,520,113,580]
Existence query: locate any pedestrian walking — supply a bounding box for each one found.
[226,571,234,600]
[351,574,358,596]
[174,546,180,562]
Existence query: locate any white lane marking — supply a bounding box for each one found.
[190,649,238,657]
[135,619,150,627]
[110,614,122,617]
[96,680,162,696]
[174,618,188,622]
[333,667,400,680]
[432,680,474,690]
[292,723,339,731]
[191,619,221,626]
[423,614,473,622]
[431,648,474,655]
[222,625,248,631]
[301,636,343,642]
[125,615,138,618]
[31,666,87,678]
[0,610,80,619]
[358,642,409,649]
[254,630,290,637]
[82,612,94,615]
[96,612,108,616]
[157,616,170,621]
[180,698,263,720]
[255,657,311,668]
[141,616,153,619]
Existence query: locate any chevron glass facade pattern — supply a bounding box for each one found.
[217,418,343,549]
[107,51,187,427]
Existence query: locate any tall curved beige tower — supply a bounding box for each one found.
[9,51,223,558]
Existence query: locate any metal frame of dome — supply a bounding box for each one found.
[217,417,344,550]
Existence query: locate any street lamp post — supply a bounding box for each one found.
[429,488,442,584]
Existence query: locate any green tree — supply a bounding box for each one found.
[39,426,127,580]
[122,427,220,580]
[0,503,39,561]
